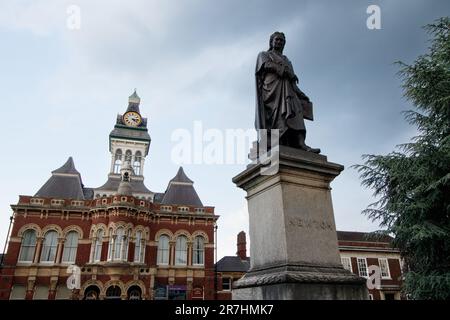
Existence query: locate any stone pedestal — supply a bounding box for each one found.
[232,145,368,300]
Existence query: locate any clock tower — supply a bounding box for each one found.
[94,90,154,200]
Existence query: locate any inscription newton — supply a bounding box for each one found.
[288,217,333,231]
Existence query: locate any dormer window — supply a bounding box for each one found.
[178,207,189,213]
[30,198,44,206]
[51,199,64,206]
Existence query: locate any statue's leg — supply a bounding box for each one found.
[299,130,321,153]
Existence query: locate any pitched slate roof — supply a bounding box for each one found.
[160,167,203,207]
[216,256,250,272]
[35,157,86,200]
[110,123,151,141]
[153,192,165,203]
[83,188,95,200]
[337,231,393,243]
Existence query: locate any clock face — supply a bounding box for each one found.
[123,112,142,127]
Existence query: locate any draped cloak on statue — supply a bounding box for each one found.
[255,50,313,146]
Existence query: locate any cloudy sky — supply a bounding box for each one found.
[0,0,449,259]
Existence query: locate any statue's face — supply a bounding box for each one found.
[272,35,285,51]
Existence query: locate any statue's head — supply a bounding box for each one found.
[269,31,286,52]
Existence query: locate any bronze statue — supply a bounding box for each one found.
[255,32,320,153]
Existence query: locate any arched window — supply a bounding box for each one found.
[107,228,114,261]
[19,230,37,262]
[134,231,145,263]
[175,235,188,265]
[113,227,128,261]
[114,228,124,260]
[133,151,142,175]
[93,229,104,262]
[62,231,78,263]
[41,231,58,262]
[127,286,142,300]
[157,235,170,265]
[193,236,205,265]
[125,150,132,163]
[114,149,122,174]
[84,286,100,300]
[105,286,121,300]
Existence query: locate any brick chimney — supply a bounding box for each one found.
[236,231,247,260]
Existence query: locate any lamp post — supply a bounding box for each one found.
[214,223,218,300]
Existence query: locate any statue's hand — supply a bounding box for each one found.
[265,61,285,77]
[285,68,298,83]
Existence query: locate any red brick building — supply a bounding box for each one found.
[337,231,404,300]
[216,231,404,300]
[215,231,249,300]
[0,91,219,300]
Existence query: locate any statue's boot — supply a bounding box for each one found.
[303,145,321,154]
[298,131,321,154]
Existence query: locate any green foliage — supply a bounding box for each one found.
[353,17,450,300]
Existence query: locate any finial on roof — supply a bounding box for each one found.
[128,89,140,104]
[170,166,194,184]
[52,156,80,175]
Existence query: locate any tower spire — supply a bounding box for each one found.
[128,89,140,105]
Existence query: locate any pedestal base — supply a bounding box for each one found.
[232,145,369,300]
[232,263,368,300]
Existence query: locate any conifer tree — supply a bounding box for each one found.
[354,17,450,300]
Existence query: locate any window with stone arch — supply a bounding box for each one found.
[62,231,79,263]
[133,151,142,175]
[114,227,124,260]
[41,230,58,263]
[125,150,132,163]
[193,235,205,265]
[157,234,170,265]
[93,229,104,262]
[113,227,129,261]
[134,230,145,263]
[107,228,114,261]
[19,229,37,262]
[114,149,122,174]
[175,235,188,265]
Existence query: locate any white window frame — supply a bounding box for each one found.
[62,231,78,263]
[113,228,128,261]
[341,257,352,272]
[93,230,104,262]
[18,229,37,263]
[134,231,146,263]
[193,236,205,266]
[378,258,391,279]
[40,231,58,263]
[175,236,188,266]
[222,277,232,291]
[157,235,170,265]
[357,257,368,278]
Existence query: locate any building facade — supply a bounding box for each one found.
[0,91,219,300]
[215,231,249,300]
[216,231,404,300]
[337,231,404,300]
